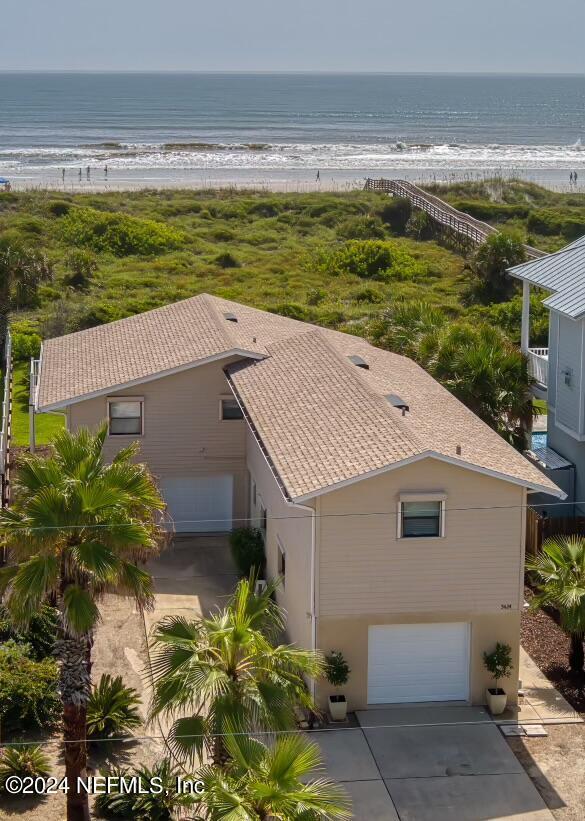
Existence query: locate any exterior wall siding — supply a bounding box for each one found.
[553,313,584,435]
[65,360,248,524]
[245,429,314,649]
[316,459,525,617]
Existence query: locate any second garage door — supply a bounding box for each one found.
[161,476,233,533]
[367,622,470,704]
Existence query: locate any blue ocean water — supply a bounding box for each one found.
[0,72,583,177]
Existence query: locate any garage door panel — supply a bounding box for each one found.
[162,475,233,533]
[367,623,469,704]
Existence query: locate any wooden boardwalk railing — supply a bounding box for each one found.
[365,178,545,260]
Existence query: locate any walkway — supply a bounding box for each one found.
[364,177,545,259]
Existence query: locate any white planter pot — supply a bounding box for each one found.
[328,695,347,721]
[486,688,508,716]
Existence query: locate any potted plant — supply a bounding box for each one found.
[325,650,350,721]
[483,642,513,715]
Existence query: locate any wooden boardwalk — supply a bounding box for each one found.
[365,178,545,259]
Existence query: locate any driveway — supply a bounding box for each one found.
[312,705,554,821]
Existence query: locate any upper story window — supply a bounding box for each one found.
[260,504,267,536]
[220,397,244,420]
[108,398,143,436]
[398,494,446,538]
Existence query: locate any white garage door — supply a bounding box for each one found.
[367,623,469,704]
[161,476,233,533]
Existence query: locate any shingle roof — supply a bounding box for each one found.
[37,293,561,500]
[508,236,585,318]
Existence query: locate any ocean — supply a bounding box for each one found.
[0,72,583,190]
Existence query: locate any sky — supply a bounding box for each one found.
[1,0,584,73]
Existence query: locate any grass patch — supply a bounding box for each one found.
[11,362,65,447]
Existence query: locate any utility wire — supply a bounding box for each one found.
[0,498,581,531]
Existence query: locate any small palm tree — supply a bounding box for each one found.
[149,575,324,767]
[87,673,142,739]
[196,729,352,820]
[528,536,585,673]
[0,424,166,821]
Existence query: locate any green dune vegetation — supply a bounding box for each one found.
[1,180,583,447]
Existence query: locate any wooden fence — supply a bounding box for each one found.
[525,506,585,557]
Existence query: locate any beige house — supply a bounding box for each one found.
[34,294,562,710]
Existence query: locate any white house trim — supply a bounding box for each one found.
[36,348,265,412]
[292,450,567,503]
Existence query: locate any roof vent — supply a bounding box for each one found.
[223,312,238,323]
[348,354,369,370]
[386,394,410,415]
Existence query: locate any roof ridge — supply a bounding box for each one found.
[265,327,426,452]
[509,240,585,274]
[199,293,242,350]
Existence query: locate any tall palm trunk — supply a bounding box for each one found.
[58,633,92,821]
[569,632,584,674]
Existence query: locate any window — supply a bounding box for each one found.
[398,495,445,538]
[221,397,244,420]
[108,399,143,435]
[252,480,257,506]
[277,539,286,586]
[260,505,267,536]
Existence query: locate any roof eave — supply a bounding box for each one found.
[291,450,566,503]
[36,348,266,412]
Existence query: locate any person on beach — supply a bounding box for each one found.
[316,170,320,182]
[570,172,574,184]
[62,168,65,182]
[104,164,108,179]
[78,168,82,181]
[575,171,578,185]
[86,166,90,180]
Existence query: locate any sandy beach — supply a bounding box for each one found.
[4,166,584,193]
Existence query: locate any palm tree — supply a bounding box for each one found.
[196,728,352,820]
[419,322,535,449]
[0,425,166,821]
[527,536,585,674]
[149,575,324,767]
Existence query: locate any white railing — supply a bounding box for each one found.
[528,348,549,387]
[0,330,12,476]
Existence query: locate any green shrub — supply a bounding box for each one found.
[452,200,530,222]
[60,207,183,256]
[483,642,513,691]
[229,528,265,577]
[0,746,51,792]
[0,641,61,733]
[9,329,42,362]
[337,215,385,240]
[94,759,194,819]
[318,240,425,281]
[306,287,326,306]
[270,302,312,321]
[87,674,142,739]
[214,251,240,268]
[324,651,351,687]
[0,603,58,659]
[47,199,71,217]
[468,232,526,302]
[405,210,434,240]
[64,248,98,288]
[377,197,412,234]
[353,286,384,304]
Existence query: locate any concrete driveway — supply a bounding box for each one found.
[312,706,554,821]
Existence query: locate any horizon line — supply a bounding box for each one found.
[0,69,583,77]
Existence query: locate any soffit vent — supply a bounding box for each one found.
[386,393,410,413]
[223,312,238,323]
[348,354,369,370]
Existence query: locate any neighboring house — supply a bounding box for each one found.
[33,293,562,710]
[509,235,585,514]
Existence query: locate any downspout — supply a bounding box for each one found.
[287,498,317,700]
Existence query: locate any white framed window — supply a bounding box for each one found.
[220,396,244,420]
[397,493,446,539]
[277,538,286,586]
[107,398,144,436]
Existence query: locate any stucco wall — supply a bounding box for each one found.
[65,359,248,524]
[317,611,520,710]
